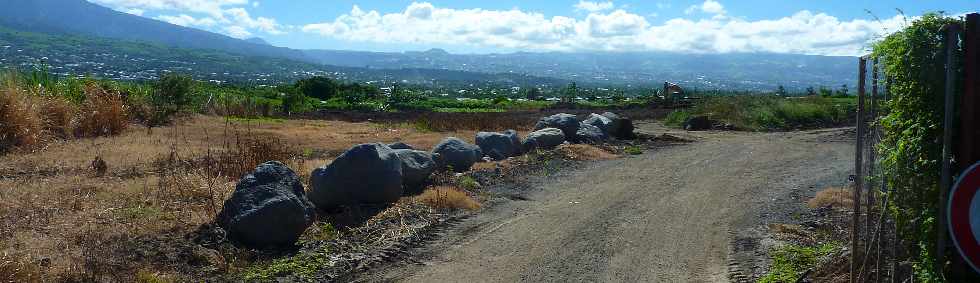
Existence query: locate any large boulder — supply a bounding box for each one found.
[217,161,315,247]
[583,113,614,134]
[504,130,523,155]
[432,137,483,172]
[601,112,635,139]
[683,116,715,131]
[534,113,580,141]
[388,142,414,150]
[575,123,608,144]
[393,149,437,193]
[476,131,522,161]
[309,143,403,211]
[523,128,566,152]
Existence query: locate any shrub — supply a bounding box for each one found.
[806,187,854,210]
[414,186,481,211]
[41,96,75,138]
[75,83,128,138]
[0,78,44,152]
[759,243,838,283]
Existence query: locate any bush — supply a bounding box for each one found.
[873,13,962,280]
[664,96,854,131]
[147,74,193,125]
[414,186,481,211]
[0,77,44,152]
[75,83,128,137]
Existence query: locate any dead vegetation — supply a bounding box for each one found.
[413,186,481,211]
[806,186,854,210]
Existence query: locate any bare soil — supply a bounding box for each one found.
[353,121,855,282]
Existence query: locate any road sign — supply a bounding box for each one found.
[949,161,980,273]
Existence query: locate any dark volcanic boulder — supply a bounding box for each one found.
[523,128,566,152]
[683,116,715,131]
[583,113,613,134]
[575,123,608,144]
[504,130,523,155]
[432,137,483,172]
[309,143,403,211]
[475,131,522,161]
[217,161,315,247]
[388,142,414,150]
[534,113,580,141]
[601,112,635,139]
[393,149,437,193]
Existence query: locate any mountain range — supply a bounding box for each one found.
[0,0,859,90]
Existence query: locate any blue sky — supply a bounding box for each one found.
[88,0,977,56]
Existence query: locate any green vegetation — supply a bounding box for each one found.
[624,145,643,155]
[241,223,337,282]
[873,13,962,281]
[458,176,480,190]
[758,243,839,283]
[664,96,855,131]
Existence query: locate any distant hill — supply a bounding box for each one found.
[302,50,858,91]
[246,38,272,46]
[0,25,567,87]
[0,0,308,61]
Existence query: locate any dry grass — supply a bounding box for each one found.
[413,186,481,211]
[74,83,128,138]
[0,113,492,281]
[0,80,44,152]
[555,144,620,161]
[807,187,854,210]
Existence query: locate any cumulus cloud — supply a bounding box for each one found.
[88,0,282,37]
[302,2,904,56]
[574,1,614,13]
[686,0,726,15]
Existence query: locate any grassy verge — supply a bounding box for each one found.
[663,96,855,131]
[758,242,840,283]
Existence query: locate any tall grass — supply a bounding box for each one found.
[664,96,855,131]
[0,70,133,153]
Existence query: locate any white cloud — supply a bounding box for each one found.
[157,14,218,27]
[88,0,283,37]
[224,26,253,39]
[574,1,614,13]
[686,0,726,15]
[302,2,906,56]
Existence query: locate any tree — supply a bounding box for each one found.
[295,76,339,100]
[835,84,849,97]
[805,86,816,96]
[525,87,541,100]
[277,85,305,115]
[562,82,578,102]
[818,86,833,97]
[775,85,787,96]
[154,73,193,109]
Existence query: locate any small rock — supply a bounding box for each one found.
[217,161,315,247]
[309,143,404,211]
[432,137,483,172]
[683,116,715,131]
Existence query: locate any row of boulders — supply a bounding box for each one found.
[216,112,634,248]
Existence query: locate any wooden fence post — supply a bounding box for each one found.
[852,56,867,283]
[960,14,980,171]
[938,23,961,273]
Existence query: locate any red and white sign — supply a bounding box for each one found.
[949,161,980,273]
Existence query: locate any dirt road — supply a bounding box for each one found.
[357,122,854,282]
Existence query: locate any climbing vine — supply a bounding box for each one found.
[873,13,962,282]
